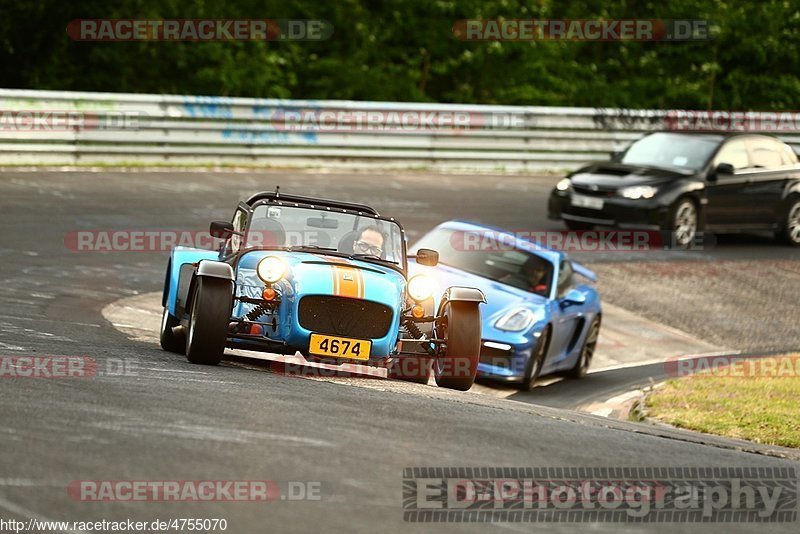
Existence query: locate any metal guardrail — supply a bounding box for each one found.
[1,88,799,171]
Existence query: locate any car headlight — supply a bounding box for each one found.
[619,185,658,200]
[495,308,536,332]
[407,275,436,302]
[256,256,287,284]
[555,178,572,192]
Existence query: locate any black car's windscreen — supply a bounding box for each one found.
[412,229,553,296]
[241,204,404,264]
[621,132,720,171]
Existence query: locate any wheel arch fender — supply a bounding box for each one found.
[186,260,235,312]
[437,286,486,314]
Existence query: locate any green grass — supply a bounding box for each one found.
[646,355,800,448]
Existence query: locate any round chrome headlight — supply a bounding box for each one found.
[407,275,436,302]
[256,256,287,284]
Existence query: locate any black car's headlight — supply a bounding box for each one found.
[555,178,572,192]
[619,185,658,200]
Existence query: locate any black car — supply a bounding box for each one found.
[548,131,800,247]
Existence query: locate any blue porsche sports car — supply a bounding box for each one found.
[159,190,486,391]
[409,221,602,391]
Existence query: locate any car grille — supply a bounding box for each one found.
[479,344,514,368]
[298,296,393,339]
[573,185,617,197]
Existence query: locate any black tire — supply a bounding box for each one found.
[565,220,594,231]
[185,277,233,365]
[159,307,186,354]
[389,356,432,384]
[566,317,600,379]
[777,196,800,246]
[518,327,550,391]
[666,198,698,249]
[434,301,481,391]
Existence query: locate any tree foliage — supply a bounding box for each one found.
[0,0,797,109]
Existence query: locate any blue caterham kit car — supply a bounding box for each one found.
[159,190,486,390]
[410,221,602,391]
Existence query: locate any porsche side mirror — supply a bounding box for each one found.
[414,248,439,267]
[209,221,235,239]
[559,289,586,308]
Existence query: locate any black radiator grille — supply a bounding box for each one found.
[298,296,393,339]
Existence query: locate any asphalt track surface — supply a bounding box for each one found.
[0,170,798,533]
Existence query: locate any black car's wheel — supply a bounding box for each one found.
[185,277,233,365]
[667,198,698,249]
[159,307,186,354]
[519,327,550,391]
[434,301,481,391]
[389,356,432,384]
[778,196,800,246]
[565,220,594,231]
[566,317,600,379]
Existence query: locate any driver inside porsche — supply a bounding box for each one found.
[501,256,551,296]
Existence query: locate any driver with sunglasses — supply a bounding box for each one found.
[351,225,385,257]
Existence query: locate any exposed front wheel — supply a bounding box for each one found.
[435,302,481,391]
[185,277,233,365]
[668,199,698,249]
[519,327,550,391]
[159,308,186,354]
[566,317,600,379]
[778,197,800,246]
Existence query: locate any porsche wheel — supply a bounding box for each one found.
[435,302,481,391]
[519,327,550,391]
[566,317,600,379]
[185,277,233,365]
[159,307,185,354]
[389,356,432,384]
[778,196,800,246]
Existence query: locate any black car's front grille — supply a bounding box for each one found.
[298,296,393,339]
[573,185,617,197]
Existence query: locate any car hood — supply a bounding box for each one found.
[569,161,694,189]
[237,250,405,307]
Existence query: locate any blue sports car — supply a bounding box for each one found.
[159,190,486,391]
[409,221,602,391]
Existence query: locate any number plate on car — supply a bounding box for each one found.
[570,194,604,210]
[309,334,371,360]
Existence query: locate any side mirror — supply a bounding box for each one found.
[414,248,439,267]
[559,288,586,308]
[714,162,735,178]
[209,221,235,239]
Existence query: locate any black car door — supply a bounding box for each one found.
[704,138,752,228]
[739,137,796,226]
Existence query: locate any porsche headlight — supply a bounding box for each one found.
[619,185,658,200]
[495,308,536,332]
[256,256,287,284]
[555,178,572,192]
[407,275,436,302]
